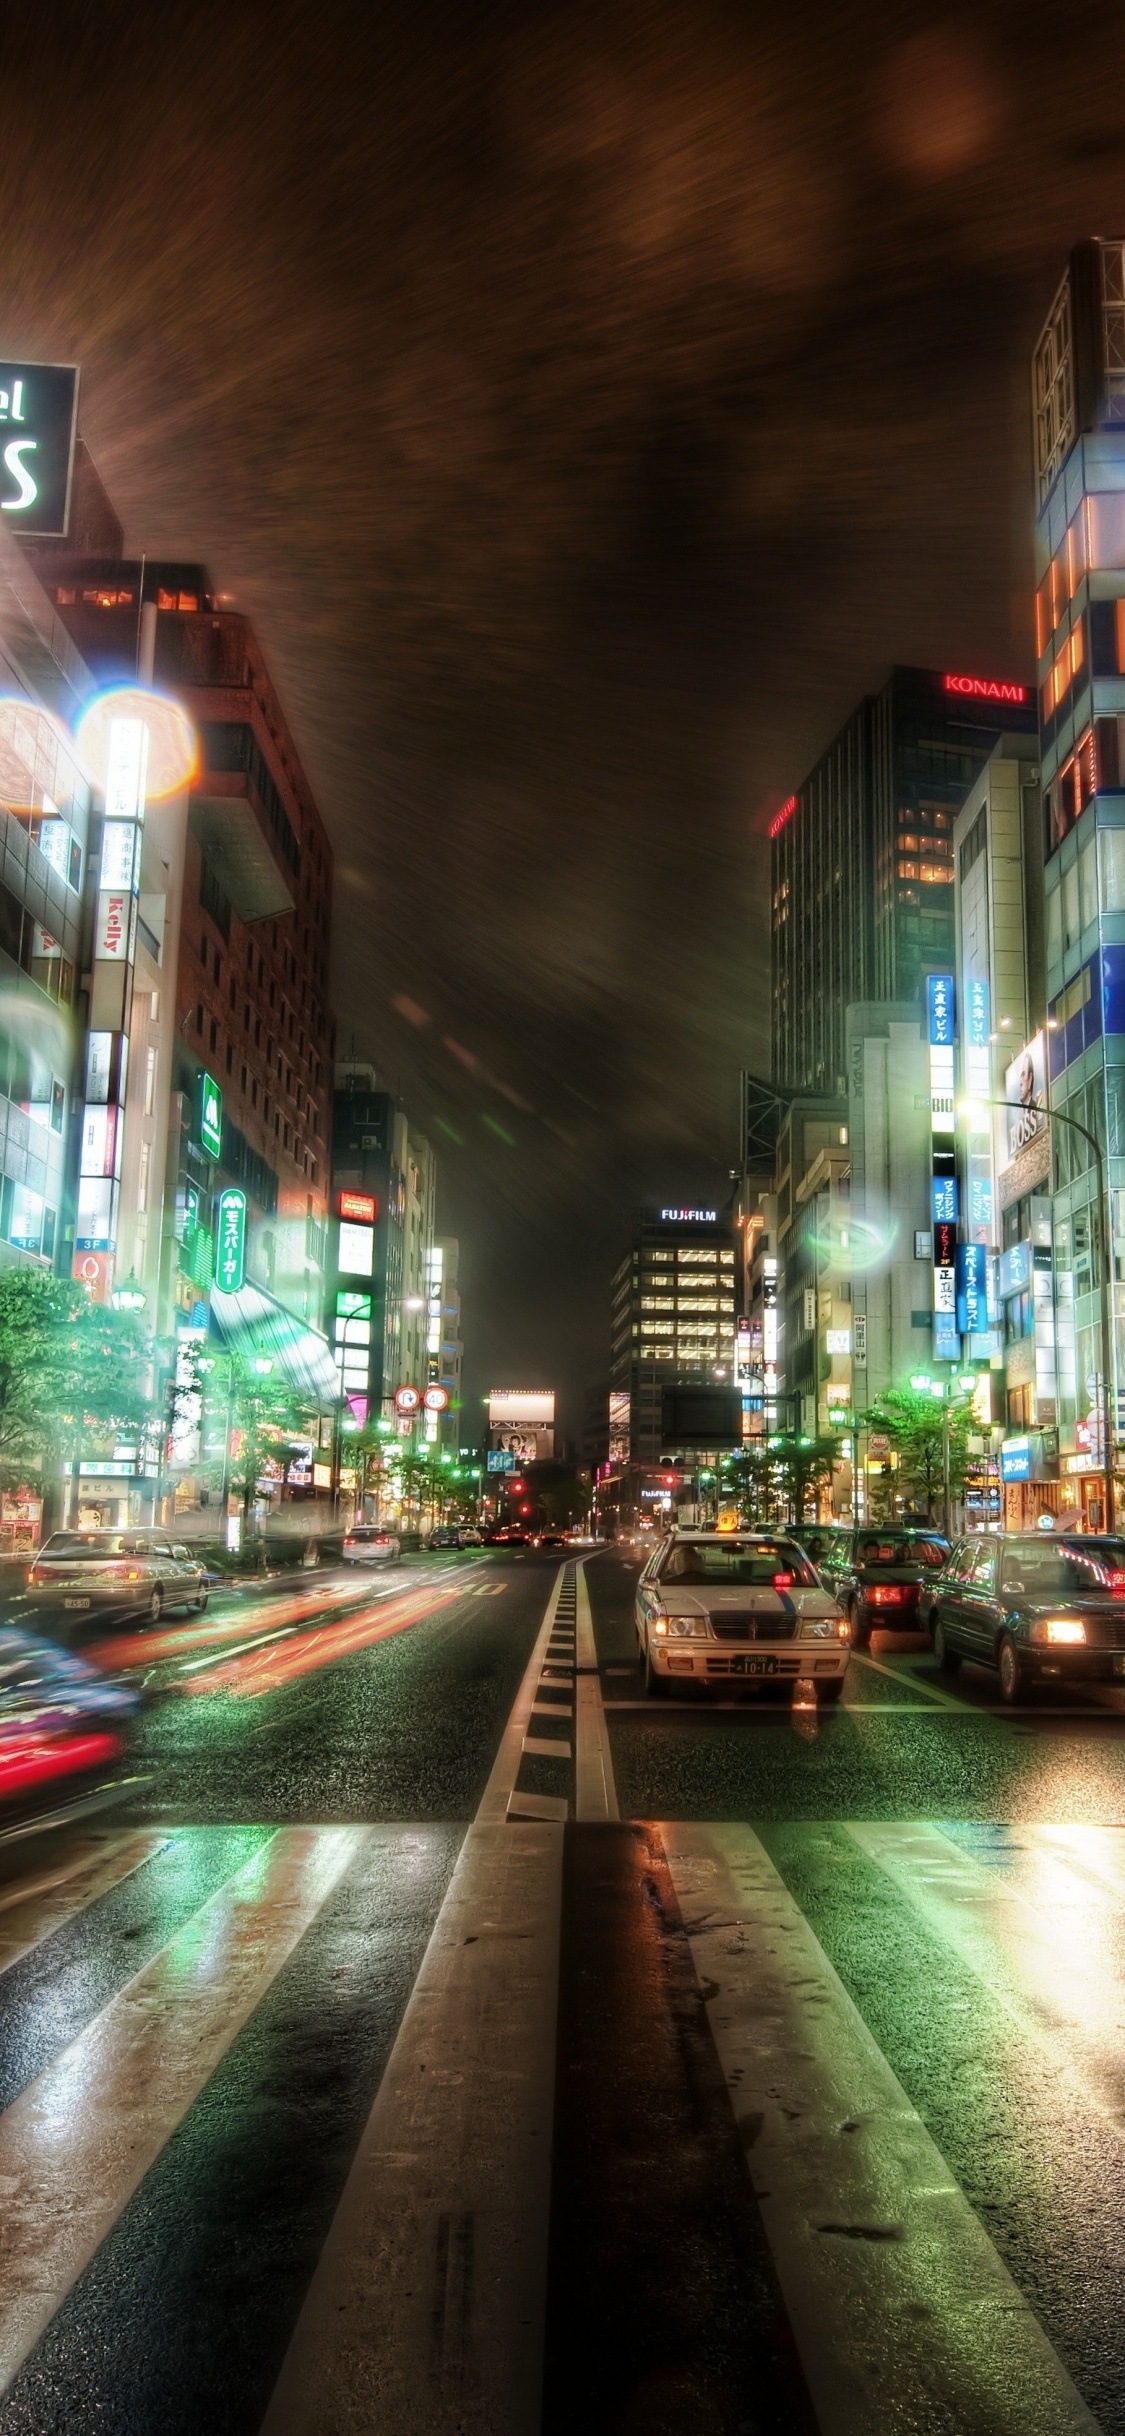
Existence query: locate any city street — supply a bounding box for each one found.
[2,1549,1125,2433]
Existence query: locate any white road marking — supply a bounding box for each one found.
[663,1823,1099,2436]
[849,1647,965,1708]
[0,1826,364,2399]
[850,1822,1125,2131]
[0,1833,171,1979]
[261,1570,567,2436]
[573,1562,619,1822]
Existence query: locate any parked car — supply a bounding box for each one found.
[25,1531,209,1630]
[457,1526,483,1547]
[819,1526,951,1647]
[427,1526,461,1549]
[0,1625,140,1834]
[929,1532,1125,1701]
[341,1526,401,1564]
[635,1529,849,1699]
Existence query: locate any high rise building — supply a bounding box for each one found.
[771,667,1038,1095]
[22,519,341,1517]
[433,1237,463,1448]
[609,1206,737,1465]
[1030,237,1125,1524]
[329,1065,439,1432]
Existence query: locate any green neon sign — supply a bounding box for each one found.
[215,1187,246,1293]
[199,1071,223,1161]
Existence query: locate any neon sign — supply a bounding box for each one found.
[942,673,1028,703]
[768,795,798,839]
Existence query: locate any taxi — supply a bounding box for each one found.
[634,1528,850,1698]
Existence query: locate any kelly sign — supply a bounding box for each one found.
[0,362,79,537]
[215,1188,246,1294]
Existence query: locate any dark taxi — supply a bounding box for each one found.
[819,1526,951,1647]
[929,1533,1125,1702]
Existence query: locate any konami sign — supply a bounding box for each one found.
[942,673,1028,704]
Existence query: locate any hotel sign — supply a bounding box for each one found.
[0,361,79,537]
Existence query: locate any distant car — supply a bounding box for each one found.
[485,1526,529,1546]
[25,1531,208,1628]
[457,1526,483,1546]
[819,1526,950,1647]
[341,1526,401,1564]
[0,1625,140,1832]
[428,1526,461,1549]
[930,1532,1125,1701]
[635,1528,849,1699]
[534,1529,570,1549]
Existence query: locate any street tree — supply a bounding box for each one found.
[864,1385,974,1522]
[0,1272,151,1513]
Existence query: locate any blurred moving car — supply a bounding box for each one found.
[427,1526,461,1549]
[929,1532,1125,1701]
[0,1626,140,1836]
[818,1526,950,1647]
[635,1529,849,1698]
[484,1526,529,1546]
[341,1525,401,1564]
[26,1531,208,1628]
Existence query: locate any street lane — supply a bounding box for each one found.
[4,1547,1125,2431]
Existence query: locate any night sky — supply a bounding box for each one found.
[3,1,1124,1434]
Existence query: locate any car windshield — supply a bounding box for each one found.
[658,1540,817,1586]
[854,1535,949,1569]
[1003,1540,1125,1596]
[41,1533,151,1558]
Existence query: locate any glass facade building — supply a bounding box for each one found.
[772,668,1037,1094]
[1033,239,1125,1516]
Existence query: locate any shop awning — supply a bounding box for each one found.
[209,1281,340,1406]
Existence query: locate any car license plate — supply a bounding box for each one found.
[731,1653,777,1676]
[64,1597,91,1610]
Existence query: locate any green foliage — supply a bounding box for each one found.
[0,1270,151,1487]
[222,1353,311,1514]
[727,1434,840,1527]
[864,1384,975,1520]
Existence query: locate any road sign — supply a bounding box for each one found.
[394,1384,421,1414]
[423,1385,449,1413]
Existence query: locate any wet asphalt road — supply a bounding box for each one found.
[2,1544,1125,2432]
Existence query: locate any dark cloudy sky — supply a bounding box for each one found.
[3,0,1123,1431]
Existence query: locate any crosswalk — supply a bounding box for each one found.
[0,1811,1122,2431]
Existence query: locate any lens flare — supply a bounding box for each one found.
[75,686,198,801]
[802,1210,896,1273]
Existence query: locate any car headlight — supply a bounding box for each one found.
[800,1617,836,1638]
[1033,1617,1086,1645]
[663,1613,709,1639]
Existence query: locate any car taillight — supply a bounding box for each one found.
[870,1584,908,1605]
[1110,1571,1125,1598]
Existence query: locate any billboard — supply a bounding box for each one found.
[660,1386,742,1448]
[488,1390,555,1428]
[1005,1034,1048,1161]
[0,362,79,537]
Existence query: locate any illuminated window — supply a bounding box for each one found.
[640,1295,674,1310]
[642,1322,674,1338]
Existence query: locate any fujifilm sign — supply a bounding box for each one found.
[661,1207,717,1223]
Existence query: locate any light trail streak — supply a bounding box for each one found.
[84,1565,459,1673]
[183,1580,468,1698]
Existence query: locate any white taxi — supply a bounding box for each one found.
[635,1529,850,1698]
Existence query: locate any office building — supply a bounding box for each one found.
[433,1238,463,1448]
[772,666,1037,1095]
[330,1065,439,1431]
[609,1207,737,1466]
[1031,237,1125,1524]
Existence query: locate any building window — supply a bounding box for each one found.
[195,1004,203,1034]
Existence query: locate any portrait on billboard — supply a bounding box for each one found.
[1005,1033,1048,1160]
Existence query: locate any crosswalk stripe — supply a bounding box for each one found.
[261,1573,566,2436]
[662,1822,1099,2436]
[849,1821,1125,2131]
[0,1823,365,2400]
[0,1831,170,1980]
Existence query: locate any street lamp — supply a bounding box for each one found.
[959,1096,1115,1535]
